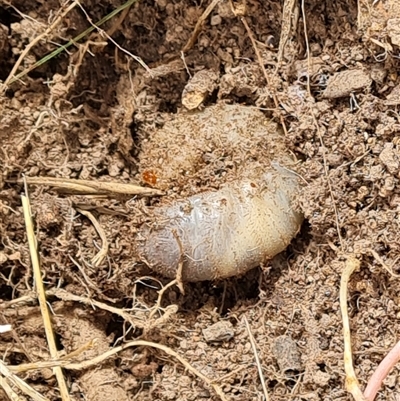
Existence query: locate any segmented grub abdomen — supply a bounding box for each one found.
[137,165,303,282]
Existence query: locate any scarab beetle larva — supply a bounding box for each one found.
[136,104,303,282]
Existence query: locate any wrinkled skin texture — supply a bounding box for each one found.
[137,104,303,281]
[138,165,303,281]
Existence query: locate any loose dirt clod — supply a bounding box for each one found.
[322,69,372,99]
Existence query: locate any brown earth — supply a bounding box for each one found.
[1,0,400,400]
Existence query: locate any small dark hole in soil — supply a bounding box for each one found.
[0,6,19,25]
[0,284,13,301]
[205,88,219,105]
[44,223,61,238]
[268,379,278,388]
[54,331,64,351]
[106,314,143,344]
[290,219,311,256]
[5,88,14,99]
[108,142,118,155]
[317,363,327,372]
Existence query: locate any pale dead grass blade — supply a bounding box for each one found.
[21,192,71,401]
[244,316,270,401]
[0,360,49,401]
[21,176,164,196]
[8,340,97,374]
[0,373,22,401]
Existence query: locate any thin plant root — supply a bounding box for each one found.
[76,207,108,266]
[1,1,77,90]
[363,340,400,401]
[340,255,367,401]
[232,4,288,135]
[8,340,228,401]
[369,248,400,278]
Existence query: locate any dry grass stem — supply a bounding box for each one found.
[76,207,109,266]
[1,1,77,90]
[21,193,71,401]
[21,176,164,196]
[340,256,367,401]
[182,0,221,52]
[0,374,22,401]
[300,0,311,97]
[244,316,270,401]
[0,360,49,401]
[8,340,97,374]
